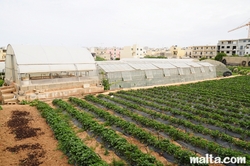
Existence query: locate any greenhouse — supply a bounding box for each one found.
[97,59,216,90]
[2,44,103,103]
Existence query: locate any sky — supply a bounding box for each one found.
[0,0,250,48]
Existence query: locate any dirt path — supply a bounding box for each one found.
[0,105,71,166]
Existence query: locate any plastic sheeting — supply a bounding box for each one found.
[7,45,96,73]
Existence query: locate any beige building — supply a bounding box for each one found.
[89,47,110,60]
[191,45,217,59]
[0,47,7,61]
[120,44,146,59]
[145,48,168,57]
[165,45,187,58]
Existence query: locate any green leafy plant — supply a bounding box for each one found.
[215,53,227,61]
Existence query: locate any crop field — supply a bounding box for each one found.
[21,76,250,165]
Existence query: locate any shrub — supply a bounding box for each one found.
[215,53,227,61]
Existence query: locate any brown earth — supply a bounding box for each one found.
[0,105,71,166]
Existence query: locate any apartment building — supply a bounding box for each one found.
[0,47,6,61]
[165,45,187,58]
[120,44,146,59]
[88,47,110,60]
[237,38,250,56]
[217,38,250,56]
[217,40,237,56]
[106,47,121,60]
[192,45,217,59]
[145,48,168,57]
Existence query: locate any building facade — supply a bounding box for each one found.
[0,47,6,61]
[120,44,146,59]
[106,47,121,60]
[192,45,217,59]
[217,40,237,56]
[217,38,250,56]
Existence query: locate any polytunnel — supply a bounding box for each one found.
[97,59,216,90]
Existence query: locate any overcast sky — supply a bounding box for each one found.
[1,0,250,48]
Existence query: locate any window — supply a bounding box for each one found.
[221,46,224,48]
[244,40,246,42]
[226,51,230,54]
[137,48,138,50]
[228,41,231,44]
[140,48,142,51]
[227,46,230,48]
[210,52,213,54]
[201,47,203,49]
[222,42,224,44]
[206,47,208,49]
[240,46,243,50]
[131,48,133,50]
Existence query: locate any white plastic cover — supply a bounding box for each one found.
[10,45,96,73]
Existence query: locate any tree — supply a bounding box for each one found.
[215,53,227,61]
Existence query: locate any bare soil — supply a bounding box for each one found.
[0,105,71,166]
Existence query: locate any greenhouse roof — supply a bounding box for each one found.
[198,62,214,66]
[153,63,176,69]
[97,59,214,73]
[128,63,158,70]
[7,44,96,73]
[98,63,135,72]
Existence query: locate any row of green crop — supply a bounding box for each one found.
[84,95,250,165]
[66,97,202,165]
[52,98,163,166]
[143,87,250,118]
[99,93,250,152]
[115,91,250,137]
[169,76,250,106]
[154,84,250,112]
[117,90,250,129]
[34,101,108,166]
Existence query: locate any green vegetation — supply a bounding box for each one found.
[215,53,227,61]
[26,76,250,165]
[0,79,4,86]
[95,56,106,61]
[53,98,162,166]
[102,78,110,90]
[144,55,167,59]
[199,57,207,61]
[34,101,108,166]
[228,66,250,75]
